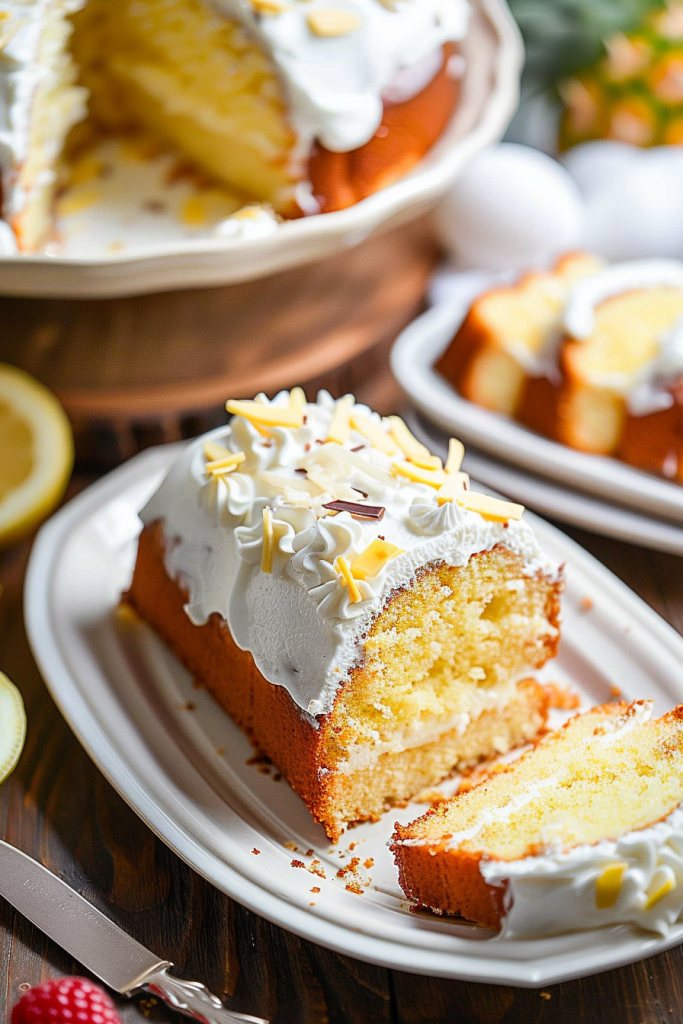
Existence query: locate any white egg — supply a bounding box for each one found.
[560,140,642,198]
[435,143,585,272]
[585,159,683,260]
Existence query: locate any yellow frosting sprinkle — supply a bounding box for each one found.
[445,438,465,475]
[350,539,403,581]
[227,399,304,429]
[262,507,274,574]
[350,412,399,456]
[436,472,470,506]
[392,462,446,487]
[289,387,307,417]
[307,8,361,35]
[204,440,230,462]
[327,395,355,445]
[595,862,628,910]
[455,492,525,523]
[250,0,291,12]
[335,555,363,603]
[206,451,246,474]
[645,876,676,911]
[387,416,442,470]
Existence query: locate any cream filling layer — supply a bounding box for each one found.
[335,675,521,775]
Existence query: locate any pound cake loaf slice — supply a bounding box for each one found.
[0,0,88,251]
[558,260,683,462]
[392,700,683,936]
[435,252,602,420]
[125,390,562,841]
[437,254,683,482]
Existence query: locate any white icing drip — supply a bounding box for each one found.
[563,260,683,340]
[140,390,558,719]
[210,0,469,155]
[562,260,683,416]
[212,205,279,240]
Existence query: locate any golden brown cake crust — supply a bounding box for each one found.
[126,522,557,841]
[308,45,460,214]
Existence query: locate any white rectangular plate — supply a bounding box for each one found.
[390,289,683,526]
[24,446,683,986]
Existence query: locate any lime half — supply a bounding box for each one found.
[0,673,26,782]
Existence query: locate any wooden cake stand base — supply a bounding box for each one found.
[0,218,438,467]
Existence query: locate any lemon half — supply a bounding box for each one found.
[0,673,26,782]
[0,364,74,547]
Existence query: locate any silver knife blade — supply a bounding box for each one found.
[0,839,268,1024]
[0,838,169,993]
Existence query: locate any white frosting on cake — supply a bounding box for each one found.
[0,0,87,226]
[211,0,469,157]
[139,390,557,721]
[212,204,279,240]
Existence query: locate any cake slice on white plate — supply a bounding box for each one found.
[393,699,683,937]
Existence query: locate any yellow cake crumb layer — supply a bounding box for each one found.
[322,547,559,774]
[68,0,300,212]
[404,703,683,861]
[569,288,683,381]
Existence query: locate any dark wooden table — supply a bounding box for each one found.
[2,486,683,1023]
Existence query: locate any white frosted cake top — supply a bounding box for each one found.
[140,390,557,720]
[213,0,469,161]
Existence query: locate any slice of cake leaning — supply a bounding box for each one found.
[0,0,88,251]
[125,390,562,841]
[392,700,683,936]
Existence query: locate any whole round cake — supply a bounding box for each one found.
[0,0,470,250]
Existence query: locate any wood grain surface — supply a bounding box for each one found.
[2,489,683,1023]
[0,220,435,469]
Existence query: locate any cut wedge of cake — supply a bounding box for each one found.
[0,0,88,251]
[125,390,562,841]
[392,700,683,937]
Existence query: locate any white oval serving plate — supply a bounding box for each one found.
[24,444,683,986]
[0,0,521,298]
[407,409,683,556]
[391,287,683,526]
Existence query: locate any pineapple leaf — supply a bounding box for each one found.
[509,0,664,93]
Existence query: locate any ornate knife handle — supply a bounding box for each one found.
[131,965,268,1024]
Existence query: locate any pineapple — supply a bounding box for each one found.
[559,2,683,150]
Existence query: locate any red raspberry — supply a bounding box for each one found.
[11,977,122,1024]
